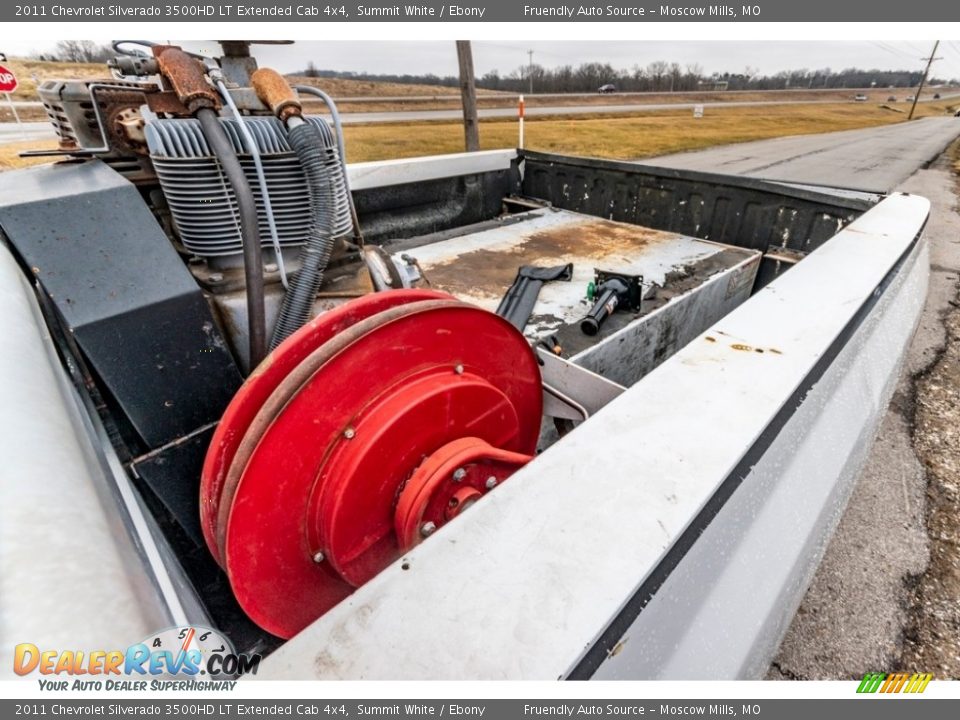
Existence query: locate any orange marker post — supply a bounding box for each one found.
[518,94,525,149]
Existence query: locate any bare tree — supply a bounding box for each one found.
[53,40,112,64]
[647,61,670,91]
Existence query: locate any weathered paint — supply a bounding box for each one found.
[256,192,929,680]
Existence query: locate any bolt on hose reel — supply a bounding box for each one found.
[200,289,542,638]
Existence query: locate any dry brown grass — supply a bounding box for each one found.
[287,75,505,98]
[0,140,59,170]
[341,101,960,163]
[2,58,107,101]
[3,100,957,172]
[326,88,958,114]
[1,59,480,103]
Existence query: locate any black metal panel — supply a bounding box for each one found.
[519,151,870,256]
[131,426,213,547]
[0,159,242,449]
[354,166,517,244]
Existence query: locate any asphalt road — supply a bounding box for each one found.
[0,99,844,145]
[646,116,960,193]
[0,122,51,143]
[649,119,960,679]
[6,96,955,146]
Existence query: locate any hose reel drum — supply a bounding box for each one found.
[200,289,543,638]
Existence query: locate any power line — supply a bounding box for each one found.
[902,41,931,57]
[870,41,917,61]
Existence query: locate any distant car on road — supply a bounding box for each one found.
[887,95,897,102]
[933,93,941,99]
[598,84,617,94]
[906,95,916,102]
[853,94,868,102]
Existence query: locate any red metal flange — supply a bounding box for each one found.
[394,436,533,552]
[199,288,450,566]
[218,299,542,638]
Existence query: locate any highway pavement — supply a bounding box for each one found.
[645,116,960,193]
[6,95,956,146]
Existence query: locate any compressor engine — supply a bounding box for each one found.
[34,42,546,639]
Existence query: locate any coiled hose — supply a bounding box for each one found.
[269,121,338,349]
[294,85,364,245]
[196,108,267,369]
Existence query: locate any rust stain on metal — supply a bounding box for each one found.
[424,218,680,300]
[769,348,783,355]
[607,638,628,657]
[731,343,754,352]
[144,91,191,116]
[705,336,716,343]
[154,46,219,113]
[252,68,302,121]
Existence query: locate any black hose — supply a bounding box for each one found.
[270,121,338,349]
[293,85,364,245]
[196,108,267,369]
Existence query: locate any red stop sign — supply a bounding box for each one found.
[0,65,18,93]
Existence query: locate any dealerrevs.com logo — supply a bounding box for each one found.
[13,626,260,691]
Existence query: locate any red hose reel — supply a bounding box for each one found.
[199,290,543,638]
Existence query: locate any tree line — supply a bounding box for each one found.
[25,47,956,92]
[300,60,955,93]
[33,41,116,64]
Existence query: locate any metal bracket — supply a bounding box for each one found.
[537,347,626,421]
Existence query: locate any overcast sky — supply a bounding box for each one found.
[5,39,960,78]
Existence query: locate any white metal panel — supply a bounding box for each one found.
[347,149,516,191]
[0,245,156,676]
[592,231,928,679]
[257,193,929,680]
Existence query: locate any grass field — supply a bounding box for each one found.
[2,58,108,101]
[3,100,958,171]
[1,58,480,102]
[338,101,960,163]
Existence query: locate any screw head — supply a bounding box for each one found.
[454,364,464,375]
[452,467,466,482]
[343,427,356,439]
[312,550,325,563]
[485,476,498,490]
[420,521,437,537]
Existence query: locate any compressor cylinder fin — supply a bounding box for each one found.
[146,116,352,257]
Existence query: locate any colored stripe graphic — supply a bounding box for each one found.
[857,672,932,694]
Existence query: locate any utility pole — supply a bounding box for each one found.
[908,40,941,120]
[528,49,534,94]
[456,40,480,152]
